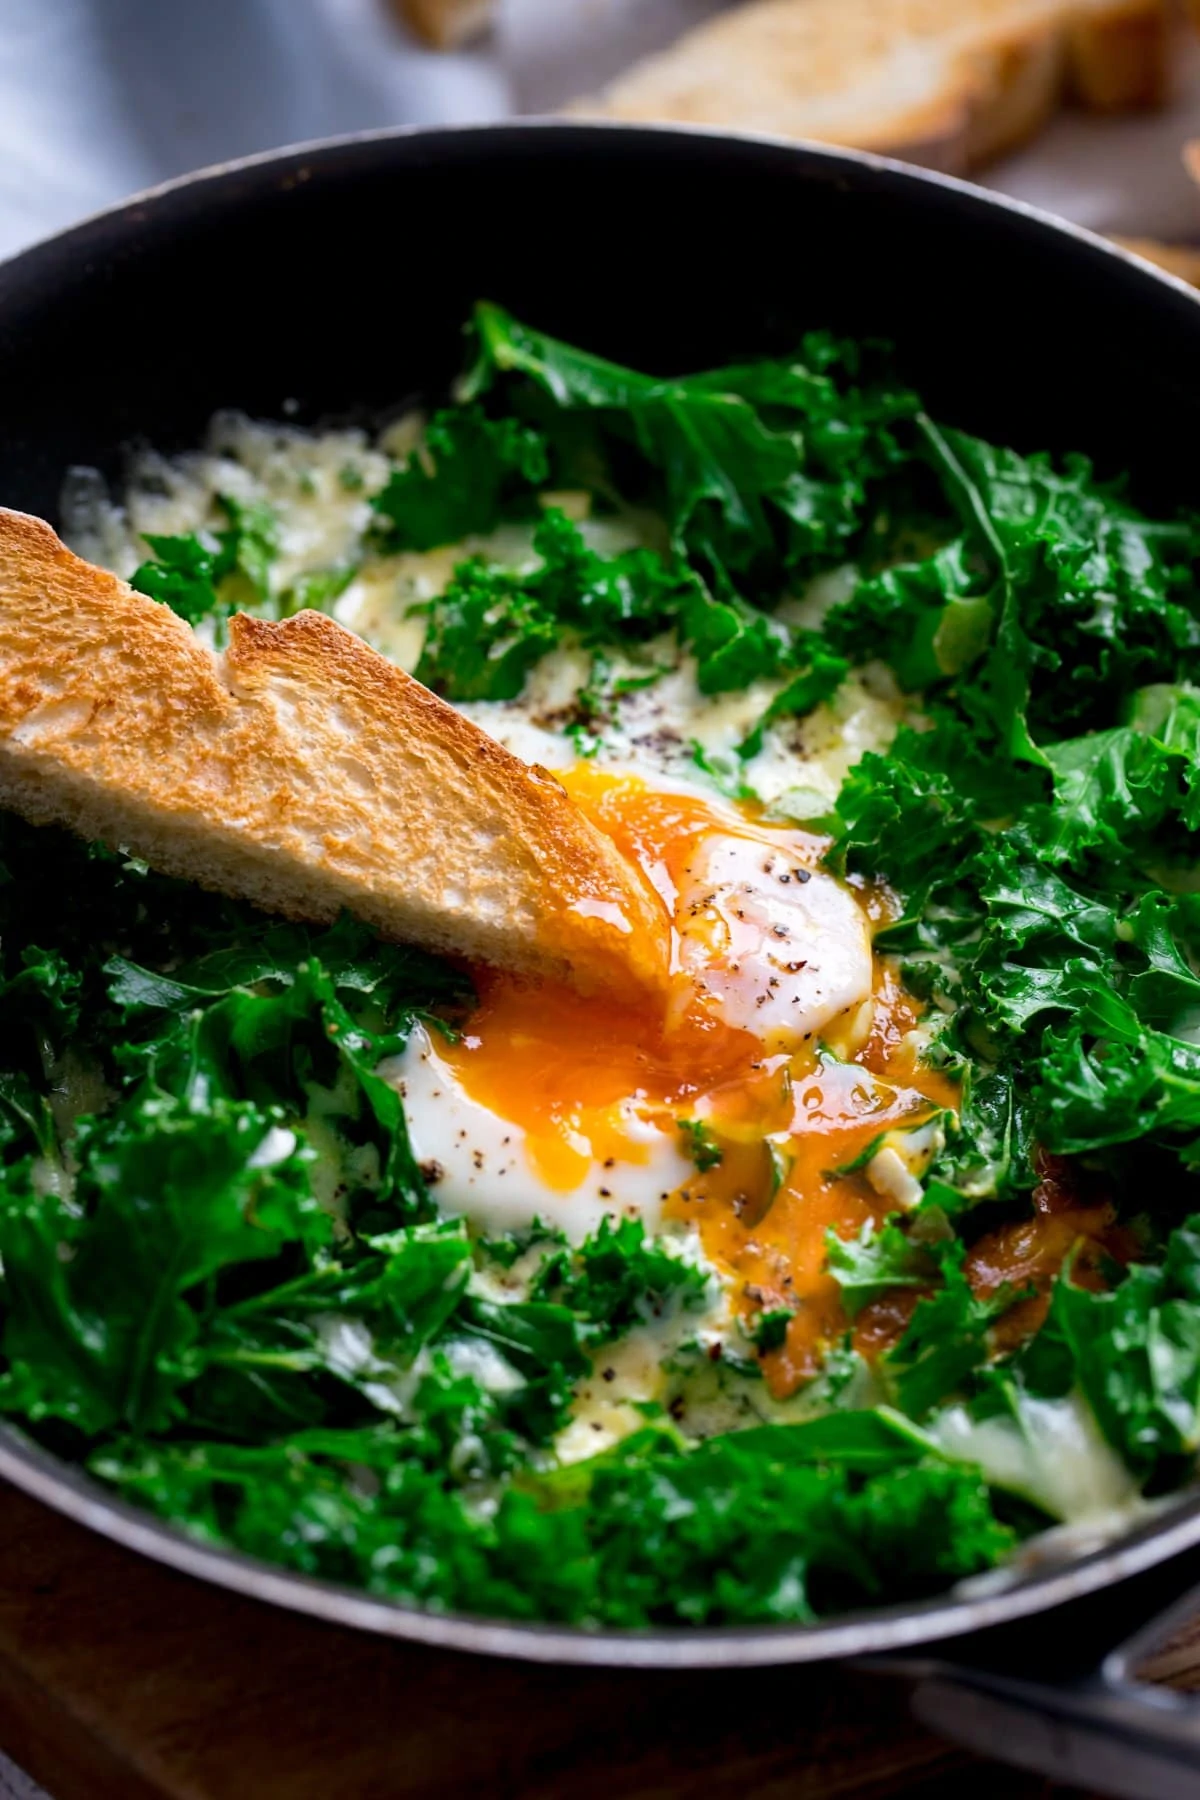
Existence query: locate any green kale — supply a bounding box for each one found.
[885,1241,1012,1419]
[476,1219,569,1270]
[130,494,281,629]
[218,494,279,599]
[825,1217,936,1318]
[190,1222,475,1440]
[278,564,358,616]
[412,556,560,700]
[575,1441,1010,1624]
[414,501,849,729]
[751,1308,793,1353]
[465,301,919,590]
[91,1420,1011,1627]
[532,1217,711,1346]
[131,531,227,625]
[1035,979,1200,1157]
[677,1119,723,1173]
[924,1063,1036,1210]
[0,1096,317,1435]
[1016,1216,1200,1485]
[530,507,698,642]
[370,405,550,552]
[456,1295,589,1443]
[411,509,698,702]
[736,633,850,758]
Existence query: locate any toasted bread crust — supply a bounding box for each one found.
[392,0,492,47]
[575,0,1171,174]
[0,509,669,1003]
[1066,0,1169,109]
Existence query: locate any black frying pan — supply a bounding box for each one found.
[3,122,1200,1796]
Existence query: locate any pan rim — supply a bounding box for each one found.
[2,117,1200,1666]
[1,114,1199,314]
[3,1416,1200,1667]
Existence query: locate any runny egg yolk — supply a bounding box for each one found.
[417,767,957,1395]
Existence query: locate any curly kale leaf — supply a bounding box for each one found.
[532,1216,711,1347]
[825,1218,936,1318]
[370,404,550,552]
[91,1420,1011,1626]
[1018,1216,1200,1482]
[131,493,281,628]
[465,301,919,590]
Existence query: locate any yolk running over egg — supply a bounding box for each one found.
[409,767,957,1396]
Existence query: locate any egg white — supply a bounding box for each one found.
[380,1023,694,1244]
[674,831,874,1048]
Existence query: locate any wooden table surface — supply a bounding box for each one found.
[0,1480,1114,1800]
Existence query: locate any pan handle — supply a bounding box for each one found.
[872,1549,1200,1800]
[910,1635,1200,1800]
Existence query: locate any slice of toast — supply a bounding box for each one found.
[574,0,1170,173]
[393,0,493,47]
[0,510,669,1004]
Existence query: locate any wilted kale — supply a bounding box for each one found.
[0,811,1017,1624]
[464,301,920,591]
[825,1217,935,1317]
[410,506,819,705]
[131,493,281,631]
[91,1413,1011,1626]
[532,1216,711,1346]
[369,404,550,552]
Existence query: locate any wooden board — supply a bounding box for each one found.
[0,1480,1111,1800]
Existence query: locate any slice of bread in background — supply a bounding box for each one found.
[0,510,669,1004]
[574,0,1171,173]
[394,0,494,47]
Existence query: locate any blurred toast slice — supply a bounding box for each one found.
[393,0,493,47]
[574,0,1171,173]
[0,509,669,1003]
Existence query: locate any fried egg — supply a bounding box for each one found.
[673,831,873,1050]
[69,419,956,1401]
[385,1020,694,1243]
[381,768,883,1246]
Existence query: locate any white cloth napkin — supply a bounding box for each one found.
[0,1754,41,1800]
[0,0,506,261]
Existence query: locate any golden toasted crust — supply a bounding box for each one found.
[573,0,1171,174]
[392,0,492,47]
[1066,0,1169,110]
[0,509,670,1004]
